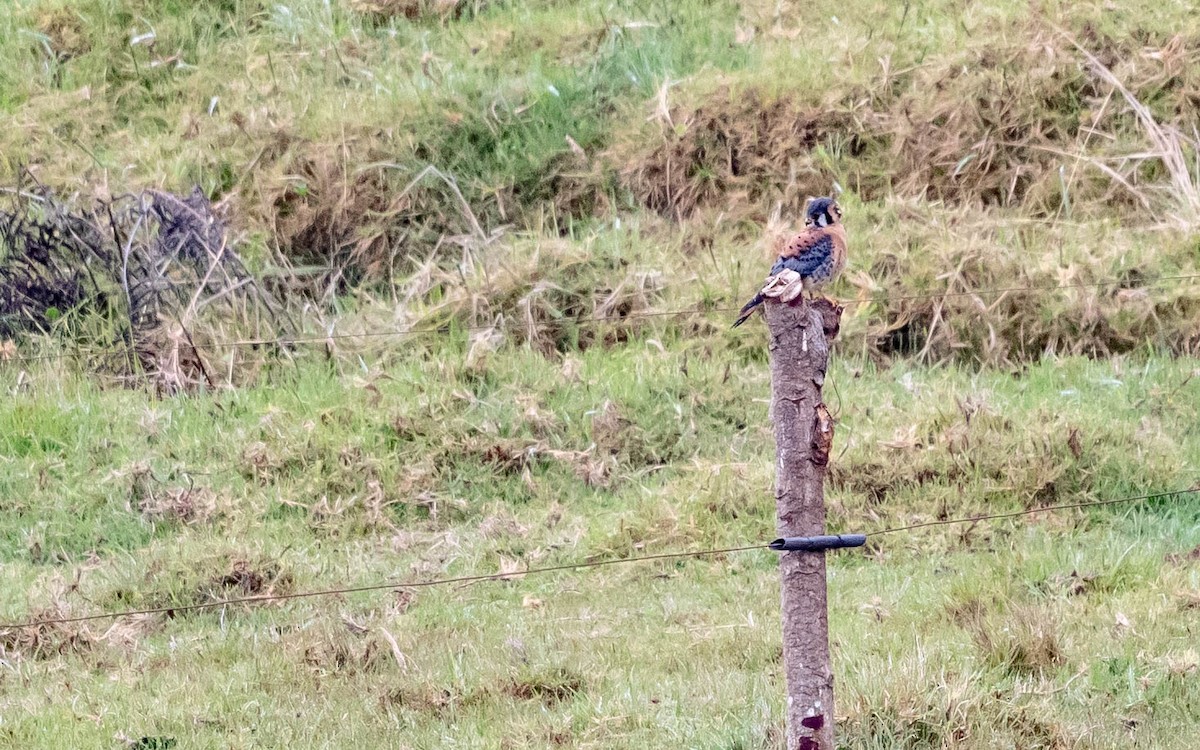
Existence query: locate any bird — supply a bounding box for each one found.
[731,197,847,328]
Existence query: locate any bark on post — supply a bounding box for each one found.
[765,296,842,750]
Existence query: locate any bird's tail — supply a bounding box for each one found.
[731,293,765,328]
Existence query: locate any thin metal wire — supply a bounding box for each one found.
[868,486,1198,536]
[0,350,95,364]
[0,544,767,629]
[3,272,1199,366]
[3,486,1195,630]
[859,273,1200,304]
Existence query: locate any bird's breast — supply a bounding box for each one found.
[831,227,848,268]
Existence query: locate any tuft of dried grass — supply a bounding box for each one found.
[398,233,664,355]
[261,143,493,301]
[616,84,856,221]
[872,26,1107,210]
[838,198,1200,365]
[348,0,475,24]
[33,7,90,61]
[590,400,634,456]
[301,631,392,676]
[962,601,1067,677]
[137,486,220,525]
[0,608,156,662]
[477,509,530,540]
[831,397,1096,522]
[841,658,979,748]
[543,448,615,489]
[0,607,96,661]
[121,463,222,525]
[265,145,398,297]
[379,684,460,715]
[503,666,586,705]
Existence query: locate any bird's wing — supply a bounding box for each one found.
[768,229,835,278]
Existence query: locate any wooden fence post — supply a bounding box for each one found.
[765,297,842,750]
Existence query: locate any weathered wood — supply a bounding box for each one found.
[765,296,842,750]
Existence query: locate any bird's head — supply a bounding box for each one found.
[804,197,842,228]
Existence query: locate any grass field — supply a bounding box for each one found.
[1,352,1198,748]
[2,0,1200,748]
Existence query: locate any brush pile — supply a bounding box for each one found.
[0,182,290,391]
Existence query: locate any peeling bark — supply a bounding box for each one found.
[766,297,841,750]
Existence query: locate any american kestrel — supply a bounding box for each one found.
[732,197,847,328]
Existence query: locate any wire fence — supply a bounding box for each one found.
[3,276,1198,637]
[2,272,1200,368]
[4,485,1194,630]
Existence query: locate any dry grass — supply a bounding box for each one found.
[348,0,476,23]
[830,199,1200,364]
[503,666,586,705]
[125,463,222,525]
[392,231,666,355]
[1068,33,1200,227]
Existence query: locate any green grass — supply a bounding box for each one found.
[3,0,1200,747]
[1,347,1198,748]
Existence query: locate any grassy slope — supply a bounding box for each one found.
[5,0,1200,360]
[1,0,1200,748]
